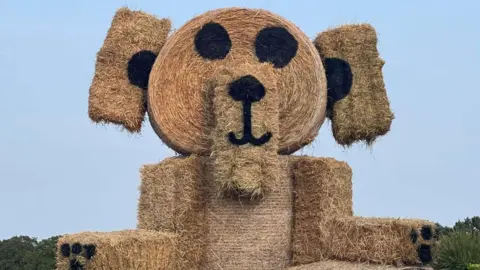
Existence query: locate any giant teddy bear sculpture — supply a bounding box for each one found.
[56,7,438,270]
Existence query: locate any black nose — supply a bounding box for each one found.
[228,75,265,102]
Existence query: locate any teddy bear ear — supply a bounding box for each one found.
[314,24,394,146]
[88,8,171,132]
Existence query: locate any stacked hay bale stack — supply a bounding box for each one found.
[56,230,177,269]
[56,6,436,270]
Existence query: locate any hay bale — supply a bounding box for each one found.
[291,156,353,265]
[138,155,294,269]
[88,8,171,132]
[314,24,394,146]
[202,156,293,269]
[56,230,176,270]
[289,260,434,269]
[212,147,280,199]
[210,65,280,199]
[137,155,206,269]
[148,7,326,155]
[289,260,406,270]
[290,157,436,266]
[328,217,436,265]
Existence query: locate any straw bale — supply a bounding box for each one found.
[138,155,294,269]
[148,7,326,155]
[88,7,171,132]
[314,24,394,146]
[210,65,280,199]
[201,156,293,269]
[137,155,206,269]
[291,156,353,265]
[212,147,280,199]
[288,260,433,270]
[56,229,176,270]
[328,217,436,265]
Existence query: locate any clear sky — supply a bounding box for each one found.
[0,0,479,240]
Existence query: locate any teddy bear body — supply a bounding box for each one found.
[57,155,436,269]
[139,155,294,269]
[136,155,434,270]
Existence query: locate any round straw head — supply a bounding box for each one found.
[148,8,327,155]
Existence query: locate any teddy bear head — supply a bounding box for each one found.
[88,7,393,156]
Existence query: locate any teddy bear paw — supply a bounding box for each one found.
[410,224,438,264]
[60,242,96,269]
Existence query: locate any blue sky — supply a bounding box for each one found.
[0,0,479,240]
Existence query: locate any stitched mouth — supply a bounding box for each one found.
[228,99,272,146]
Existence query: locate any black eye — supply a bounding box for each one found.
[255,26,298,68]
[194,22,232,60]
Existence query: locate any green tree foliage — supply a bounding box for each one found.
[435,222,454,237]
[454,217,480,232]
[468,263,480,270]
[435,216,480,237]
[433,216,480,270]
[0,235,59,270]
[434,230,480,270]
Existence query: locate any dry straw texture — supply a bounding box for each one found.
[288,260,431,270]
[314,24,394,146]
[78,7,428,270]
[138,156,206,270]
[138,155,293,269]
[291,156,353,265]
[56,230,176,270]
[88,8,171,132]
[148,7,326,155]
[327,217,435,265]
[290,157,435,266]
[203,156,293,269]
[62,155,435,269]
[210,65,280,199]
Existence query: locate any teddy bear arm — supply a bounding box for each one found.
[137,155,207,269]
[290,156,437,267]
[317,216,438,266]
[290,156,353,265]
[56,230,176,270]
[56,156,207,270]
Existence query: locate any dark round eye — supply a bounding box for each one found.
[194,22,232,60]
[255,26,298,68]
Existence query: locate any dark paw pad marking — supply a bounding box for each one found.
[410,229,418,244]
[84,244,96,259]
[70,259,84,270]
[417,244,432,263]
[61,243,71,257]
[421,225,433,240]
[409,224,437,264]
[61,243,96,269]
[72,243,82,254]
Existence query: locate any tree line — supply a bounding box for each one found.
[0,235,59,270]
